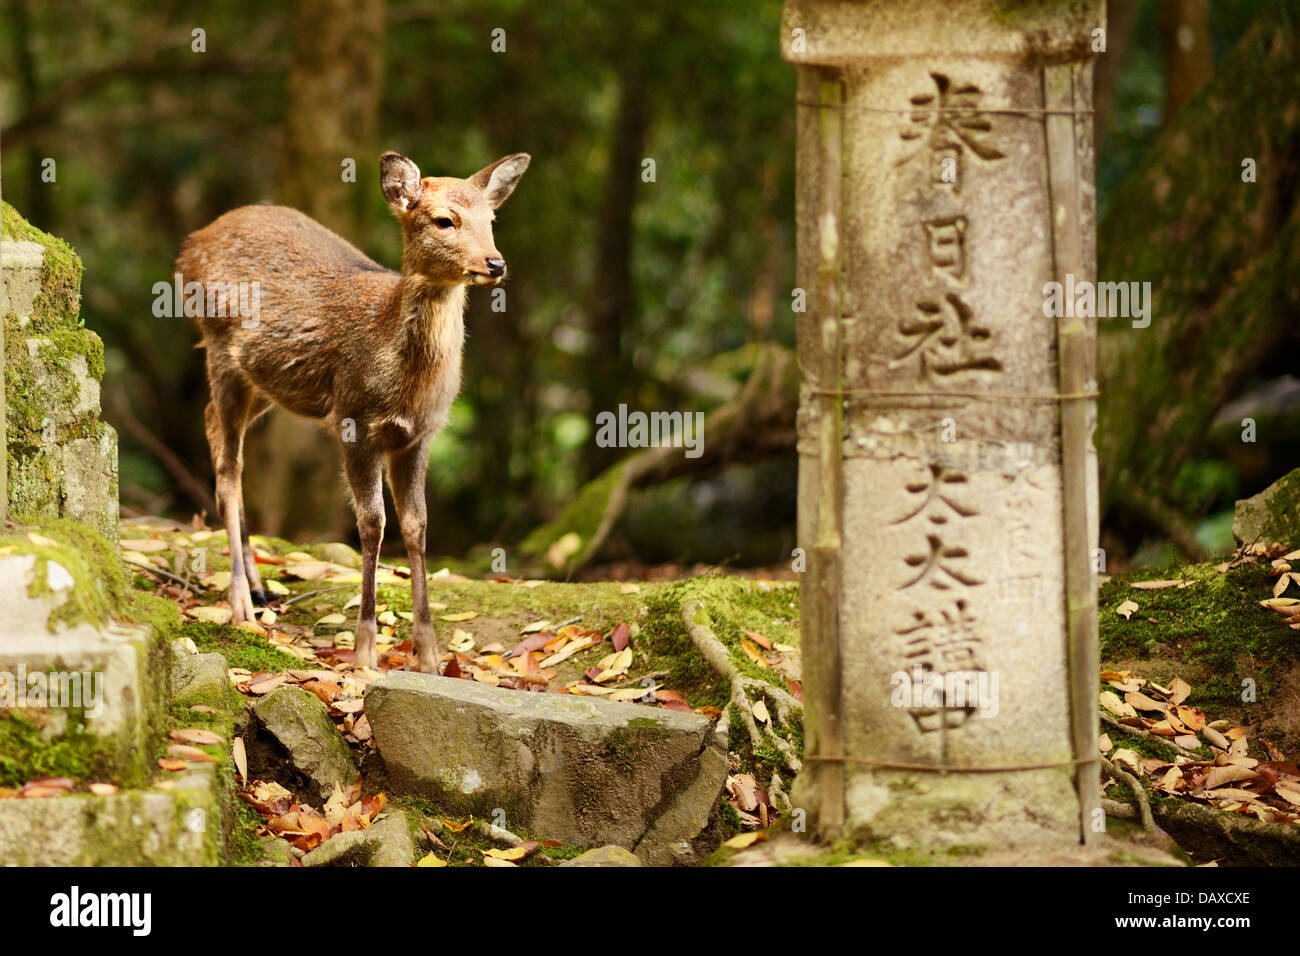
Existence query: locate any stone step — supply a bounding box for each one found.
[366,671,728,865]
[0,552,163,781]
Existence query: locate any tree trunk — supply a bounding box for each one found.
[1160,0,1213,122]
[585,62,649,477]
[1093,0,1140,153]
[242,0,385,541]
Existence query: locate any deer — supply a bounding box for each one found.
[178,150,530,674]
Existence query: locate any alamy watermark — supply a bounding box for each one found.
[153,273,261,328]
[594,404,705,459]
[890,666,999,719]
[0,665,104,718]
[1042,273,1151,328]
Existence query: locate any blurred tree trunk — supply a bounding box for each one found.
[1094,0,1139,153]
[1161,0,1213,122]
[1098,9,1300,551]
[586,61,649,477]
[6,0,51,228]
[243,0,386,541]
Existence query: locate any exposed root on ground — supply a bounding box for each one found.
[1105,758,1156,834]
[681,599,802,775]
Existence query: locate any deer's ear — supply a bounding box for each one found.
[470,153,531,209]
[380,151,423,212]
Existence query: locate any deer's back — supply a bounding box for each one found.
[180,205,402,421]
[178,205,397,339]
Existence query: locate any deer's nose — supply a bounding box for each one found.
[486,258,506,278]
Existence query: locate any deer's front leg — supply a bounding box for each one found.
[387,437,440,674]
[342,442,385,669]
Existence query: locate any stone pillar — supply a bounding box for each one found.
[2,202,119,541]
[783,0,1102,848]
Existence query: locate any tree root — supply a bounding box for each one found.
[681,599,802,775]
[1105,758,1156,834]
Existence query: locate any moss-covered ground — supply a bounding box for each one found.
[1098,557,1300,754]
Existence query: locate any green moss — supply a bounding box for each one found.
[1098,560,1297,707]
[1,201,83,330]
[517,461,628,570]
[0,709,130,788]
[4,319,106,452]
[0,517,168,636]
[181,620,300,673]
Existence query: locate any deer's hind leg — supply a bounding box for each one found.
[236,395,273,605]
[204,375,258,624]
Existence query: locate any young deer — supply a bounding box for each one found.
[179,151,530,673]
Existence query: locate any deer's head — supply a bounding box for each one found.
[380,150,530,287]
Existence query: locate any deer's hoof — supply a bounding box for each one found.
[249,589,269,607]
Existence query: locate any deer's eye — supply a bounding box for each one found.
[434,217,455,229]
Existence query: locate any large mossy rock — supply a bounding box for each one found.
[366,671,728,865]
[1232,467,1300,547]
[251,686,358,803]
[2,201,118,541]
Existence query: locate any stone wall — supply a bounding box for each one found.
[1,202,118,540]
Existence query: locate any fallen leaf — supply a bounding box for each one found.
[1115,600,1139,620]
[170,728,224,746]
[187,606,233,625]
[609,621,631,652]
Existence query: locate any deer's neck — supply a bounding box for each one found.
[394,275,467,374]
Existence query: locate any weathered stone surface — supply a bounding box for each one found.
[0,239,47,321]
[3,203,119,541]
[252,686,357,802]
[0,552,162,775]
[0,765,223,866]
[782,0,1102,848]
[558,845,643,867]
[300,812,417,867]
[170,646,236,711]
[1232,468,1300,547]
[366,672,727,862]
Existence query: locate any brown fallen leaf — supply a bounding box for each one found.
[1203,765,1259,789]
[170,728,225,746]
[608,621,631,652]
[157,758,189,771]
[167,744,219,763]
